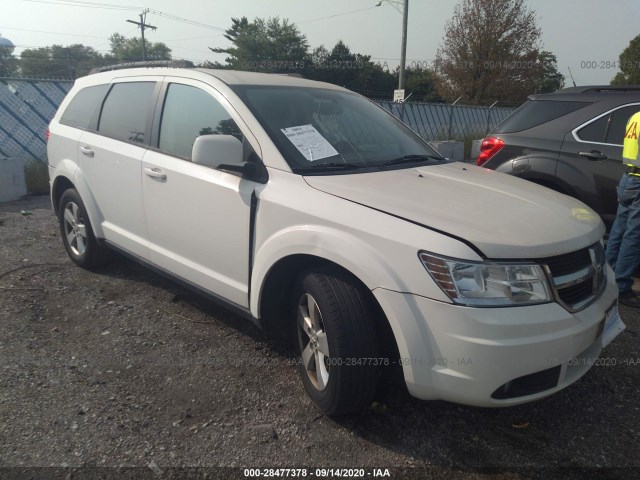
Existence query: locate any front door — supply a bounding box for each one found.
[142,80,257,308]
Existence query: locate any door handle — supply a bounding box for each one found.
[579,150,608,161]
[80,146,94,157]
[144,167,167,181]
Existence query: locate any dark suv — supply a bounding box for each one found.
[477,86,640,228]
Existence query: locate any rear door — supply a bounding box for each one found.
[78,78,161,257]
[141,78,260,308]
[51,84,109,168]
[556,103,639,225]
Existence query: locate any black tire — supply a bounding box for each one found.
[292,267,380,415]
[58,188,107,269]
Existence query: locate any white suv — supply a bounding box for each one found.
[47,66,625,415]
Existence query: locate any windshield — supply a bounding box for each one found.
[232,85,445,174]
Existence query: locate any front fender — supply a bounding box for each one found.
[251,224,427,318]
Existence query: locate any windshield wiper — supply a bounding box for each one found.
[381,154,443,167]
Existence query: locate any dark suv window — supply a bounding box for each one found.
[98,82,156,144]
[577,105,640,145]
[158,83,243,159]
[496,100,590,134]
[60,84,108,129]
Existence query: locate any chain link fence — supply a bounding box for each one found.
[374,100,516,141]
[0,78,73,196]
[0,78,517,198]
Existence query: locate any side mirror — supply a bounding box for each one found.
[192,134,243,170]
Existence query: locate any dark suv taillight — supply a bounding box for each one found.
[477,137,504,166]
[45,128,50,143]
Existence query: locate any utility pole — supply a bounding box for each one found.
[399,0,409,91]
[65,48,73,80]
[126,9,156,61]
[375,0,409,91]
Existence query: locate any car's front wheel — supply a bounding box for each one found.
[58,188,106,269]
[293,267,380,415]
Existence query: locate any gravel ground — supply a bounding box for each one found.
[0,195,638,480]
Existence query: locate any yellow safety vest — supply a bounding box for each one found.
[623,111,640,172]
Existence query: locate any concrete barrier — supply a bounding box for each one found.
[0,157,27,202]
[471,139,484,162]
[429,141,464,161]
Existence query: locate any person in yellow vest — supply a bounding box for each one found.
[605,111,640,307]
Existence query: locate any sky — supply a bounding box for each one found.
[1,0,639,89]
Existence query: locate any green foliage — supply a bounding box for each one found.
[403,66,444,102]
[0,47,18,77]
[532,51,564,93]
[107,33,172,63]
[611,34,640,85]
[305,41,395,97]
[17,34,172,79]
[435,0,561,105]
[210,17,308,72]
[20,44,102,79]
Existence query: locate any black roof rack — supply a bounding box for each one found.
[555,85,640,94]
[89,60,195,75]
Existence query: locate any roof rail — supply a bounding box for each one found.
[89,60,195,75]
[556,85,640,94]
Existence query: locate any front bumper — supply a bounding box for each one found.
[373,266,620,407]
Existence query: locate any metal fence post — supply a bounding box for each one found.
[448,96,462,140]
[486,101,498,135]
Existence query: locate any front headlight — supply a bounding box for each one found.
[419,252,552,306]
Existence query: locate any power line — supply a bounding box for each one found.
[296,6,379,25]
[148,10,226,32]
[0,25,110,39]
[15,0,142,10]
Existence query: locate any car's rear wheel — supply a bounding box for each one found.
[58,188,106,269]
[293,267,380,415]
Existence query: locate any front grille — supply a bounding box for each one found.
[545,249,592,277]
[557,281,593,305]
[492,365,561,399]
[541,242,605,312]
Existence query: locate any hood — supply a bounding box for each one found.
[304,162,604,259]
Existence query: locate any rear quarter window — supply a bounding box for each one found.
[576,104,640,145]
[59,84,109,130]
[496,100,590,134]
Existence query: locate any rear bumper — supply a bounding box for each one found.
[373,265,620,407]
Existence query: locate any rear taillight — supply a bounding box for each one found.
[45,128,50,143]
[476,137,504,166]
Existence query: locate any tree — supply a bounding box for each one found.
[402,66,443,102]
[611,34,640,85]
[305,41,395,98]
[20,44,102,79]
[210,17,308,72]
[107,33,172,63]
[532,51,564,93]
[435,0,560,105]
[0,49,18,77]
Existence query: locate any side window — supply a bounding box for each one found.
[577,114,608,143]
[577,105,640,145]
[606,105,640,145]
[60,84,109,129]
[98,82,156,144]
[158,83,243,159]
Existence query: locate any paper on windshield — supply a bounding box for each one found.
[281,124,339,162]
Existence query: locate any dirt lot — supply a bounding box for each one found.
[0,195,638,480]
